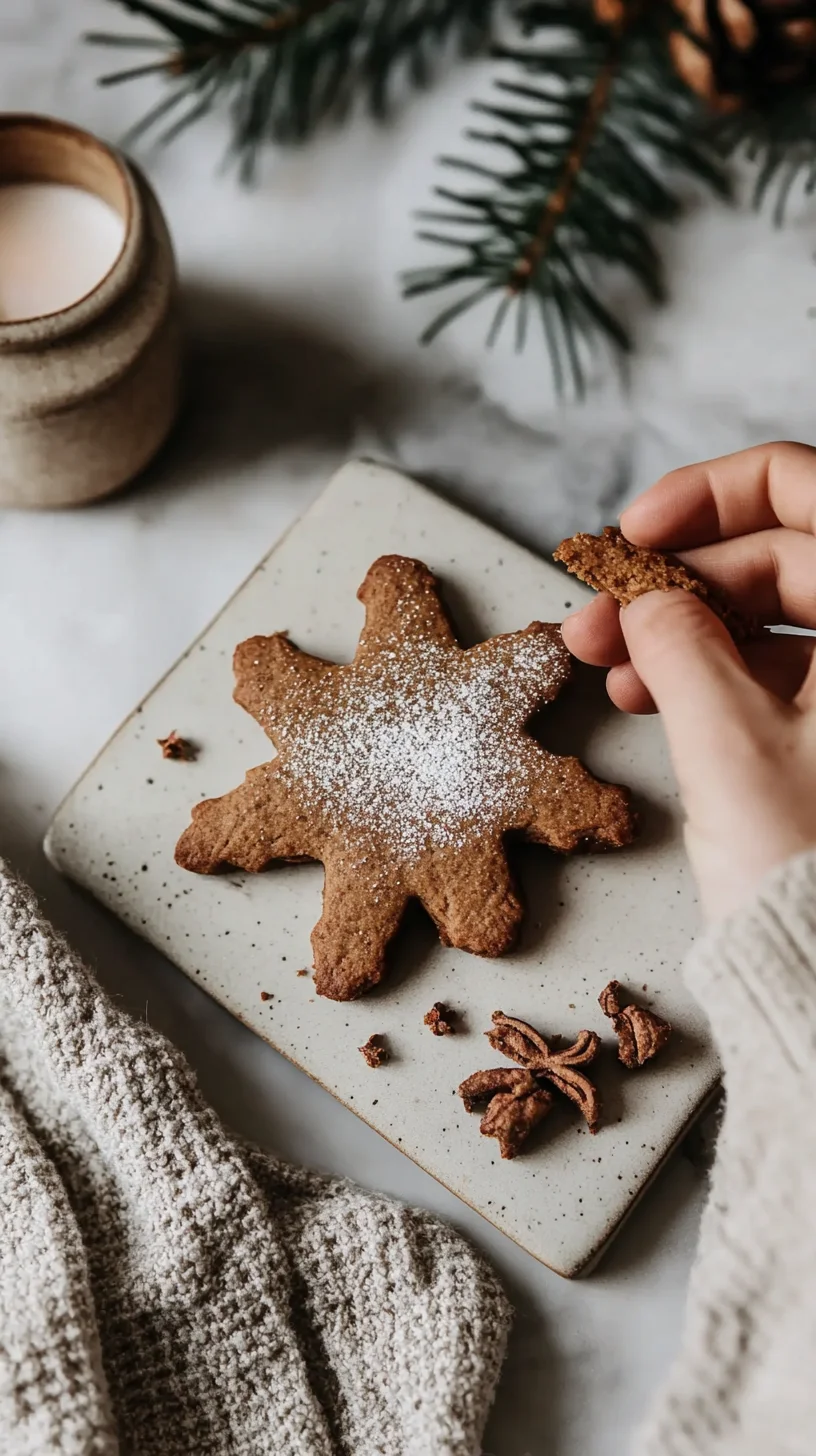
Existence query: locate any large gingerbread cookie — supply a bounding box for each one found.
[175,556,634,1000]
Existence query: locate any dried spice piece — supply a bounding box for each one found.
[424,1001,456,1036]
[554,527,755,643]
[158,730,198,761]
[458,1010,601,1157]
[599,981,671,1068]
[458,1068,553,1160]
[486,1010,602,1132]
[359,1034,388,1068]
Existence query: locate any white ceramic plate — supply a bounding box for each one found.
[46,460,718,1277]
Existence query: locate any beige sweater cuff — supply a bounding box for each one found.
[685,849,816,1079]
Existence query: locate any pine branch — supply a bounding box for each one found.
[404,0,727,394]
[89,0,501,165]
[715,82,816,226]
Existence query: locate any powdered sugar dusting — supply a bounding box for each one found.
[278,633,565,862]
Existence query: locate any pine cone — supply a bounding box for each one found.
[591,0,816,111]
[668,0,816,110]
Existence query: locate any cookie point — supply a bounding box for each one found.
[357,553,435,601]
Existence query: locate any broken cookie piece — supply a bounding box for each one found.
[599,980,671,1068]
[424,1002,456,1036]
[359,1034,389,1068]
[554,526,754,643]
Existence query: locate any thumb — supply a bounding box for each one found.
[619,590,763,783]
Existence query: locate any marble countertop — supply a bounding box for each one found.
[3,3,815,1452]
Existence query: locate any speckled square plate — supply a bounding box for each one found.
[45,460,718,1277]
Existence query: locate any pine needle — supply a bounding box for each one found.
[403,0,726,393]
[92,0,500,152]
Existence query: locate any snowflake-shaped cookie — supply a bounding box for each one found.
[175,556,634,999]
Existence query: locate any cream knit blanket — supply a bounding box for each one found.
[7,847,816,1456]
[0,863,510,1455]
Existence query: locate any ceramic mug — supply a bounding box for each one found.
[0,113,181,508]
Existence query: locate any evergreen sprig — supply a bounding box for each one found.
[716,82,816,226]
[89,0,816,396]
[90,0,500,167]
[404,1,727,393]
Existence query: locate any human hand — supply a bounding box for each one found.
[561,443,816,921]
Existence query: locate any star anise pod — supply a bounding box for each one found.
[458,1010,602,1158]
[599,981,671,1069]
[458,1068,554,1160]
[486,1010,602,1133]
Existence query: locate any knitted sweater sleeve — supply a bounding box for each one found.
[634,849,816,1456]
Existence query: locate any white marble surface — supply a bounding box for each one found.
[2,3,815,1452]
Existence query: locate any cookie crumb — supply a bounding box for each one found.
[359,1034,388,1068]
[158,731,198,761]
[424,1001,456,1036]
[296,968,309,977]
[260,991,273,1002]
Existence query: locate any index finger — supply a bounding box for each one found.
[621,442,816,550]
